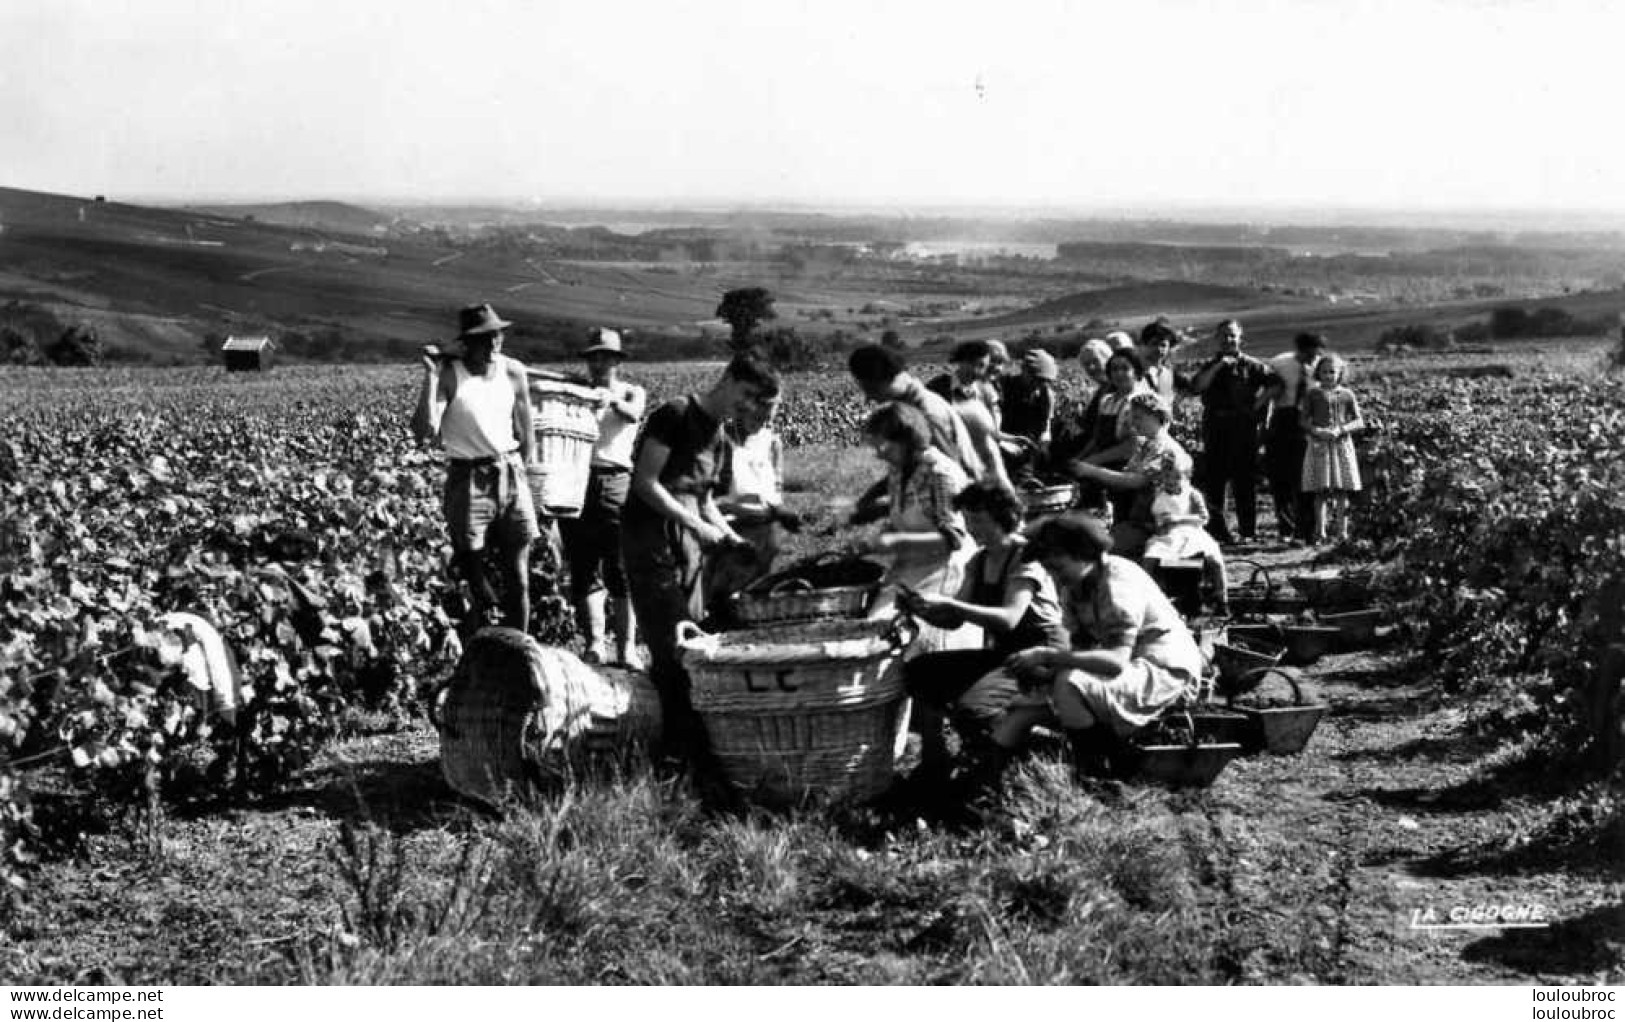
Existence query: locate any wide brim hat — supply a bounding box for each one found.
[457,303,512,339]
[582,327,625,357]
[1104,330,1136,351]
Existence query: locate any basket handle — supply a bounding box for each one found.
[674,620,710,647]
[885,613,921,652]
[1155,707,1199,749]
[1242,667,1304,706]
[427,684,456,738]
[766,576,816,596]
[1229,558,1274,594]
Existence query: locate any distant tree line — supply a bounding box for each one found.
[0,301,103,366]
[1375,304,1614,353]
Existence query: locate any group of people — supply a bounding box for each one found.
[411,301,1366,778]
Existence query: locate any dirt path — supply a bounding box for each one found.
[1170,544,1622,983]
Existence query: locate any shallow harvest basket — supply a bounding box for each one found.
[527,378,601,518]
[1228,621,1339,667]
[1226,560,1307,617]
[730,553,885,627]
[1212,635,1286,697]
[1281,624,1341,665]
[1289,570,1375,612]
[1320,607,1382,649]
[1128,713,1244,788]
[1229,668,1327,755]
[1020,480,1076,520]
[676,616,917,804]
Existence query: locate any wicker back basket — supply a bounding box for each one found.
[436,627,662,806]
[676,616,918,804]
[528,378,601,518]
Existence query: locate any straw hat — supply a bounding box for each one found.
[457,303,512,339]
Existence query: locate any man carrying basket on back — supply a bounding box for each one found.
[411,303,540,634]
[555,327,647,668]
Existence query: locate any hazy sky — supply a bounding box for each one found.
[4,0,1623,211]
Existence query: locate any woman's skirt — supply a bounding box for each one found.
[1056,659,1193,737]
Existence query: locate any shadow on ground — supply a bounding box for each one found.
[1461,902,1625,980]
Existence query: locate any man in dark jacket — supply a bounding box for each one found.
[1189,319,1278,545]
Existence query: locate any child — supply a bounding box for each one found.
[1299,354,1365,544]
[1142,462,1230,616]
[704,392,800,616]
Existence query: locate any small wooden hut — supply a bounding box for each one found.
[221,335,274,372]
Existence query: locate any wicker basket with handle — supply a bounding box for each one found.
[527,377,601,519]
[676,615,918,804]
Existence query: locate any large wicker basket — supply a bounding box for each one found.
[436,627,662,806]
[730,553,885,627]
[676,616,918,805]
[528,378,601,518]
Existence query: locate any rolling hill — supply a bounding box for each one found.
[0,186,797,360]
[182,200,395,234]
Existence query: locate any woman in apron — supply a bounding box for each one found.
[899,481,1068,778]
[856,403,976,658]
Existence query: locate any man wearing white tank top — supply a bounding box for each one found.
[411,304,540,633]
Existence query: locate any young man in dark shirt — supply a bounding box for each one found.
[1189,319,1279,545]
[621,353,781,752]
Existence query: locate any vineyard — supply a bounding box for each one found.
[1,351,1621,983]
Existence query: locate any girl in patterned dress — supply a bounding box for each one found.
[1299,355,1365,544]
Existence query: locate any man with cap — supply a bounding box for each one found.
[556,327,647,666]
[411,303,540,632]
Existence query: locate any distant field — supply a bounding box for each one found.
[5,185,1623,366]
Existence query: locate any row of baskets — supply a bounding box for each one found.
[1133,668,1327,787]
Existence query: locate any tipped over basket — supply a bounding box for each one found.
[436,627,663,806]
[678,616,918,804]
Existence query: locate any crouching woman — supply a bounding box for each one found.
[995,512,1203,775]
[898,481,1068,778]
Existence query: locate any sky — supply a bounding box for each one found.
[3,0,1624,213]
